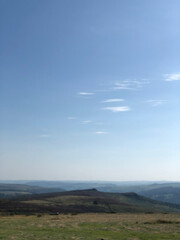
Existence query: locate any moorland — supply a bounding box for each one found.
[0,182,180,240]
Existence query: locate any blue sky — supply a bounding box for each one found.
[0,0,180,181]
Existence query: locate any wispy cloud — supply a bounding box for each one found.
[78,92,94,95]
[163,73,180,81]
[67,117,77,120]
[114,82,133,90]
[37,134,50,138]
[81,120,92,124]
[95,131,108,135]
[102,98,124,103]
[103,106,131,112]
[113,79,149,90]
[146,100,166,107]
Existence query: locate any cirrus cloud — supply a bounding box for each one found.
[37,134,50,138]
[95,131,108,134]
[146,100,166,107]
[67,117,77,120]
[81,120,92,124]
[78,92,94,95]
[164,73,180,81]
[102,98,124,103]
[113,79,149,90]
[103,106,131,112]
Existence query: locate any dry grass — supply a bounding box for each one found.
[0,213,180,240]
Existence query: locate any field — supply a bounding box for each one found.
[0,213,180,240]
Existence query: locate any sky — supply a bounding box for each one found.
[0,0,180,181]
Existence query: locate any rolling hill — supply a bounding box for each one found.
[23,181,180,205]
[139,186,180,205]
[0,183,64,198]
[1,189,180,215]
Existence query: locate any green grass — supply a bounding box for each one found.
[0,213,180,240]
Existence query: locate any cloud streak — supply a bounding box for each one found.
[103,106,130,112]
[67,117,77,120]
[38,134,50,138]
[113,79,149,90]
[95,131,108,134]
[78,92,94,95]
[146,100,166,107]
[163,73,180,81]
[81,120,92,124]
[102,98,124,103]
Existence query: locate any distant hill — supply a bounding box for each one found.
[1,189,180,215]
[96,183,180,205]
[139,186,180,205]
[1,181,180,205]
[0,183,64,198]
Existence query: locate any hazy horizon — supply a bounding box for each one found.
[1,179,179,182]
[1,0,180,181]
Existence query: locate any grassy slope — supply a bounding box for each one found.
[0,213,180,240]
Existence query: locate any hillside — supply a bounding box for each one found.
[0,183,64,198]
[1,189,180,215]
[139,186,180,205]
[1,181,180,205]
[24,181,180,205]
